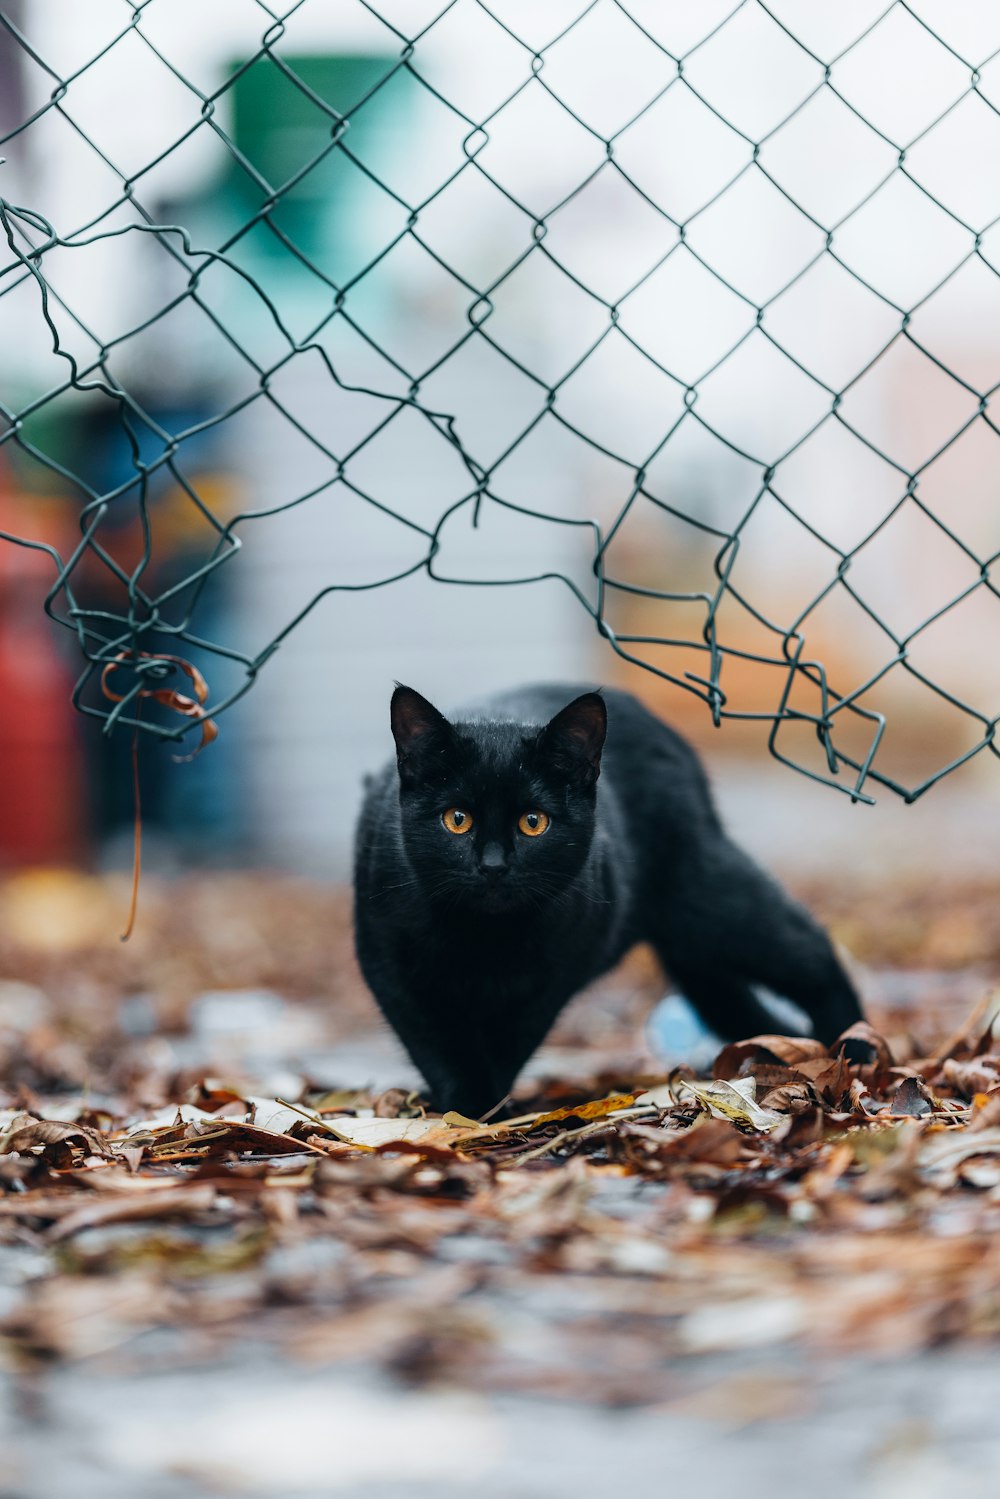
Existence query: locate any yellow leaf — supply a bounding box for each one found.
[676,1076,786,1133]
[508,1093,637,1131]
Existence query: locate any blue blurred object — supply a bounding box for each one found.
[646,993,722,1071]
[647,988,815,1070]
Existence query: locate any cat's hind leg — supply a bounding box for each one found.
[649,841,863,1045]
[654,962,792,1044]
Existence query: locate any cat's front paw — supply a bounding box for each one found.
[428,1076,503,1121]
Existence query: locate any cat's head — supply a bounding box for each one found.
[389,685,607,913]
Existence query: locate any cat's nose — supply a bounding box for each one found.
[479,842,508,879]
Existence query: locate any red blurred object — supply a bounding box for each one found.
[0,473,85,865]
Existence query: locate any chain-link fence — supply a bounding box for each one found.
[2,0,1000,806]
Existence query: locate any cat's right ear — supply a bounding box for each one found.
[390,685,453,783]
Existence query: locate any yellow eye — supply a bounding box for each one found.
[518,810,550,837]
[442,807,474,835]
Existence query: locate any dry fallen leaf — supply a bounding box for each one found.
[0,1112,113,1173]
[713,1035,828,1077]
[47,1184,219,1242]
[675,1076,787,1133]
[322,1117,482,1150]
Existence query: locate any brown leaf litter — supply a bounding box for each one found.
[4,873,1000,1403]
[4,999,1000,1394]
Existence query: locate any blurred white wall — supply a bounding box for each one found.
[4,1,1000,868]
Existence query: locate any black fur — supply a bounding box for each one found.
[353,683,863,1116]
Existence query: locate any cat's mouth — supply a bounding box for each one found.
[471,881,527,914]
[422,875,533,913]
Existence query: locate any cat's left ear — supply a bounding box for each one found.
[538,692,606,786]
[390,684,454,783]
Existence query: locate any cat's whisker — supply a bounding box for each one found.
[370,877,419,899]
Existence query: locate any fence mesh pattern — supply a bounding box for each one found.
[2,0,999,802]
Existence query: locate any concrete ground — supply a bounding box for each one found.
[3,1345,998,1498]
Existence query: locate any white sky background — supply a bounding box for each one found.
[4,0,1000,864]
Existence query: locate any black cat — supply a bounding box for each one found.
[353,683,863,1116]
